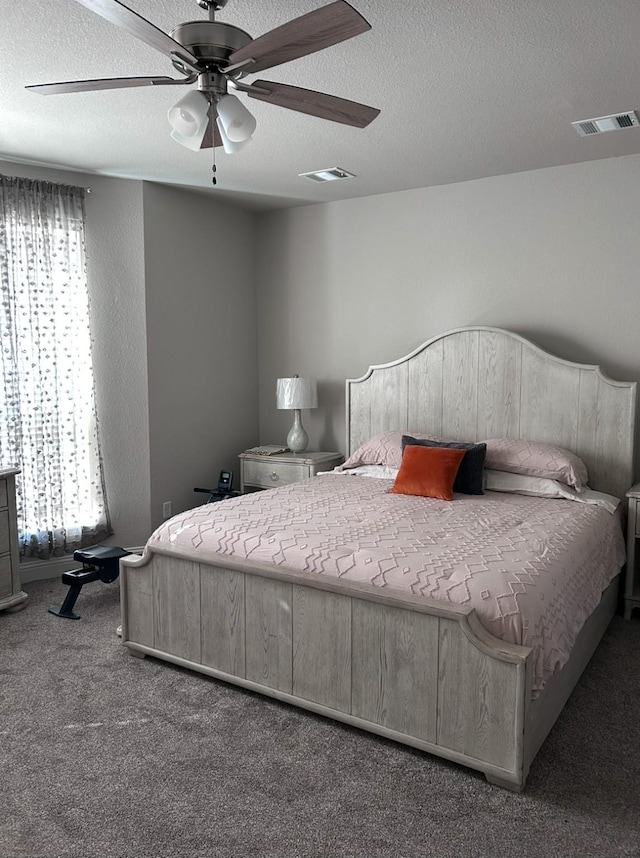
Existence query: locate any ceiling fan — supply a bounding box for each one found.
[26,0,380,158]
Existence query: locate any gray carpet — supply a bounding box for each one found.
[1,578,639,858]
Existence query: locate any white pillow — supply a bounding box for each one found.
[336,464,400,479]
[484,469,620,513]
[484,470,566,497]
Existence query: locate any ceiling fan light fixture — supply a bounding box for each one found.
[167,90,209,137]
[215,117,252,154]
[27,0,380,168]
[169,127,207,151]
[216,93,256,142]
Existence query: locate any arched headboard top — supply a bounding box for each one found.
[346,326,636,498]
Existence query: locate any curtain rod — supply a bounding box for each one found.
[0,173,92,193]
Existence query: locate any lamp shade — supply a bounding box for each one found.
[216,94,257,143]
[167,90,209,137]
[276,377,317,410]
[216,117,252,154]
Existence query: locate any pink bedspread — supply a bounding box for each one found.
[149,474,625,693]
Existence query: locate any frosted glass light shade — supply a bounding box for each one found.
[216,117,252,154]
[167,91,209,137]
[216,94,257,143]
[170,126,208,151]
[276,377,318,410]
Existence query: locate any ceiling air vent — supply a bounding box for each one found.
[572,111,640,137]
[299,167,356,182]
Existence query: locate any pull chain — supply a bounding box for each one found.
[212,143,217,186]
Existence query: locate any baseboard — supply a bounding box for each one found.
[20,546,146,583]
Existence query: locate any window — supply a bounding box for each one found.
[0,175,111,559]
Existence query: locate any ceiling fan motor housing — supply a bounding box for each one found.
[170,21,252,68]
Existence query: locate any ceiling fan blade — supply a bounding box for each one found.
[199,115,223,149]
[226,0,371,74]
[247,80,380,128]
[73,0,199,69]
[26,76,190,95]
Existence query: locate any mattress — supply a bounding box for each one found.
[149,474,625,693]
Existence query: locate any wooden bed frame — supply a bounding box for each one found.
[120,327,636,791]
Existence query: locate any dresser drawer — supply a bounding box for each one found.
[0,468,26,612]
[242,459,306,489]
[0,510,10,555]
[0,553,12,599]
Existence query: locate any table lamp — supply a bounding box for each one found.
[276,375,318,454]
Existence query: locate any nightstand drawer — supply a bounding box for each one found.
[0,479,7,510]
[242,459,305,489]
[239,451,343,493]
[631,497,640,535]
[625,485,640,619]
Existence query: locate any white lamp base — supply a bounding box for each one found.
[287,409,309,454]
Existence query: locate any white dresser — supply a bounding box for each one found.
[0,467,27,612]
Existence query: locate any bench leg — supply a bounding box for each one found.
[48,566,101,619]
[48,584,83,619]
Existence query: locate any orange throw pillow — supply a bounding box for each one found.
[390,444,466,501]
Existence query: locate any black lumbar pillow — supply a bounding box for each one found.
[401,435,487,495]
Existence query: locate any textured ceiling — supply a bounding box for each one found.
[2,0,640,210]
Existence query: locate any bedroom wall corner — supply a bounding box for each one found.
[142,183,259,530]
[84,174,151,549]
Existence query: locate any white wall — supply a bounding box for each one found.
[143,183,258,529]
[256,153,640,473]
[0,160,151,555]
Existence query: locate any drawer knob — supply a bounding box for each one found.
[270,471,279,481]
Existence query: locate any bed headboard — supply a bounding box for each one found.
[346,326,637,498]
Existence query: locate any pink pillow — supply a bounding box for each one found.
[341,430,440,470]
[483,438,588,491]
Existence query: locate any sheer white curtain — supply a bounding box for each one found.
[0,175,111,559]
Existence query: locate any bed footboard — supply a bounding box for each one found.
[120,549,533,790]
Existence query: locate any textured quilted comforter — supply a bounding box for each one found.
[149,474,625,693]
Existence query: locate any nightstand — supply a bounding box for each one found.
[625,483,640,619]
[239,451,343,492]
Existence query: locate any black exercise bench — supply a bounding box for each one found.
[48,545,130,620]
